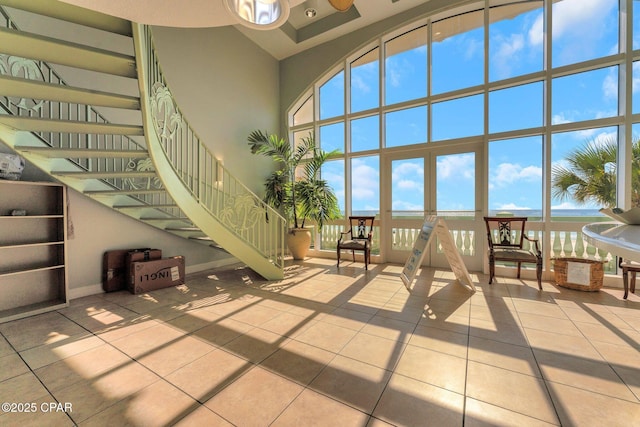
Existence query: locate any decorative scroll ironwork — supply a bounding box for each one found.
[0,54,45,111]
[149,82,182,141]
[220,194,264,232]
[124,157,162,190]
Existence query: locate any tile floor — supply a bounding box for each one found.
[1,258,639,426]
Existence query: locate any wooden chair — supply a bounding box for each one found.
[337,216,375,270]
[484,216,542,289]
[618,258,639,299]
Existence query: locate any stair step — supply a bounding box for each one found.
[0,27,136,77]
[17,147,148,159]
[165,226,202,232]
[0,0,133,36]
[0,75,141,110]
[24,147,147,159]
[115,204,177,210]
[52,171,155,179]
[0,116,144,135]
[84,189,167,196]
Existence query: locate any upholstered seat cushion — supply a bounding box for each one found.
[339,239,368,250]
[492,248,538,262]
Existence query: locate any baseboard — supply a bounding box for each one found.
[69,283,103,300]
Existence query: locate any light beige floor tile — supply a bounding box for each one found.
[190,317,254,347]
[53,362,160,423]
[410,324,468,358]
[205,366,303,426]
[0,312,88,351]
[518,311,583,336]
[316,307,373,331]
[512,299,568,319]
[464,397,559,426]
[360,315,415,342]
[0,335,14,358]
[222,327,288,363]
[418,312,470,335]
[534,349,638,401]
[394,344,466,394]
[372,373,464,427]
[309,354,392,412]
[0,353,30,382]
[469,316,529,347]
[228,304,285,327]
[294,321,358,353]
[261,340,335,386]
[165,348,252,402]
[163,308,227,333]
[0,372,51,403]
[109,323,185,359]
[173,405,234,426]
[560,306,633,330]
[94,316,161,341]
[272,388,370,426]
[469,301,519,323]
[34,344,131,392]
[137,335,215,376]
[340,332,406,370]
[81,380,198,427]
[258,311,316,338]
[524,328,603,360]
[20,335,104,370]
[468,335,541,378]
[548,381,640,427]
[573,321,640,348]
[423,298,471,319]
[466,361,559,424]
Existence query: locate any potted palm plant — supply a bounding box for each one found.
[248,130,341,259]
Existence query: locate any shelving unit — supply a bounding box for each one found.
[0,180,68,323]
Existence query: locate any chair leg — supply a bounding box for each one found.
[337,248,340,267]
[631,272,637,295]
[352,250,355,262]
[516,262,522,279]
[488,258,495,284]
[623,268,629,299]
[364,250,368,270]
[536,259,542,290]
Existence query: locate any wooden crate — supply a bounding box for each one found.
[553,258,604,291]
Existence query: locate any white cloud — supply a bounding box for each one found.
[437,154,474,181]
[529,12,544,46]
[351,159,379,201]
[392,200,424,211]
[552,201,580,209]
[551,113,571,125]
[633,62,640,94]
[496,203,531,210]
[602,71,618,99]
[492,162,542,187]
[552,0,616,40]
[491,33,525,79]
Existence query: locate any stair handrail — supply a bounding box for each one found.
[133,24,286,270]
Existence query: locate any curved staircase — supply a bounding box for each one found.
[0,0,285,280]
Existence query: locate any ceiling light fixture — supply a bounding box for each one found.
[224,0,291,30]
[304,0,317,18]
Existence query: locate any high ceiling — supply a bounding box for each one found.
[58,0,436,59]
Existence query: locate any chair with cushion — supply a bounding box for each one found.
[618,258,639,299]
[337,216,375,270]
[484,216,542,289]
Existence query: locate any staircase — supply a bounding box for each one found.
[0,0,285,280]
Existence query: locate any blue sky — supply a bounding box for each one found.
[317,0,632,216]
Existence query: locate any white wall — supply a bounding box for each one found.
[151,25,280,195]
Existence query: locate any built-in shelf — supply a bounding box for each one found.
[0,180,68,323]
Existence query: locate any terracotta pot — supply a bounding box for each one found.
[287,228,311,260]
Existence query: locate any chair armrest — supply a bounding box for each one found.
[337,230,352,243]
[523,235,541,255]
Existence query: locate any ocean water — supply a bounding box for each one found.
[349,209,606,219]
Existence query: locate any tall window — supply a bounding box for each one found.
[288,0,634,225]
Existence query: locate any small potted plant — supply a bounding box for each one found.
[248,130,341,259]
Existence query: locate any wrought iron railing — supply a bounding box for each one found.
[135,24,286,269]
